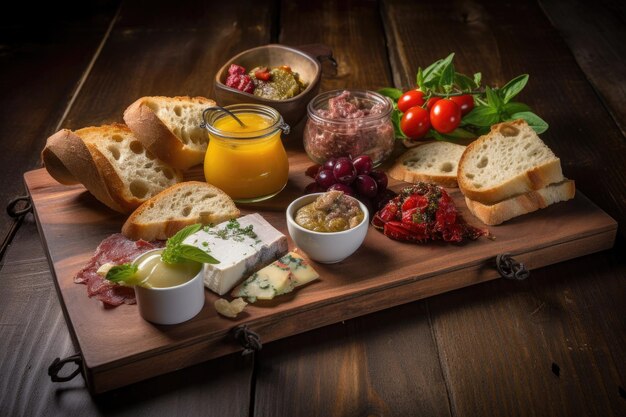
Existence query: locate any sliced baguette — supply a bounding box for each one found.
[42,124,183,213]
[123,96,215,170]
[458,120,564,204]
[465,179,575,225]
[122,181,240,241]
[388,141,466,187]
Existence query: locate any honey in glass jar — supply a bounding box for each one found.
[202,104,290,202]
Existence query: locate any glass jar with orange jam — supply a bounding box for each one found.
[202,104,290,203]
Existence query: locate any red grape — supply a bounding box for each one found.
[305,164,321,179]
[333,157,357,184]
[352,155,373,175]
[323,158,337,171]
[355,175,378,198]
[315,169,336,188]
[369,170,388,192]
[328,183,355,196]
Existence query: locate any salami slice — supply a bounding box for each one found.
[74,234,163,306]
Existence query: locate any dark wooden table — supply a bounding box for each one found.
[1,1,625,416]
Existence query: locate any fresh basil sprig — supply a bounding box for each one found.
[378,52,549,140]
[462,76,548,134]
[106,263,140,285]
[161,224,220,265]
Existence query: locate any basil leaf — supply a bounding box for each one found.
[162,223,204,264]
[504,101,532,116]
[378,87,402,101]
[443,127,477,139]
[106,263,139,284]
[168,224,202,247]
[416,68,425,92]
[510,111,549,133]
[177,245,220,264]
[485,86,504,110]
[391,108,406,138]
[462,105,500,127]
[422,53,455,84]
[439,60,455,91]
[454,72,477,90]
[500,74,529,103]
[473,72,482,88]
[430,130,446,141]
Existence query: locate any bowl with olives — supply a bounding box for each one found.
[286,191,369,264]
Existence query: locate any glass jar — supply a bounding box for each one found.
[202,104,290,203]
[303,89,395,167]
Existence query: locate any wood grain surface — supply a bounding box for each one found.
[1,0,625,415]
[0,2,119,256]
[25,155,614,392]
[539,0,626,137]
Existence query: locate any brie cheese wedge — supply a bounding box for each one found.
[184,213,288,295]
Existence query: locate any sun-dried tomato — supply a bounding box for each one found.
[373,182,486,243]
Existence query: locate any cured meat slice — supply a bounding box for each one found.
[74,234,163,306]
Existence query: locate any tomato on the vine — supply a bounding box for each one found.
[426,96,441,111]
[450,94,475,116]
[400,106,431,139]
[397,90,425,113]
[430,99,461,133]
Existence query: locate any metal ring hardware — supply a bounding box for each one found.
[496,253,530,281]
[6,195,33,218]
[232,325,262,355]
[48,354,83,382]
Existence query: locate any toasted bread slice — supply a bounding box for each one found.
[124,96,215,170]
[388,141,466,187]
[42,124,182,213]
[122,181,240,241]
[465,179,575,225]
[458,120,564,204]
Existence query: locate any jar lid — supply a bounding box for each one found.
[201,104,290,139]
[306,89,393,125]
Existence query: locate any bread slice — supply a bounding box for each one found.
[465,179,575,225]
[123,96,215,170]
[122,181,240,241]
[388,141,466,187]
[42,124,183,213]
[458,120,564,204]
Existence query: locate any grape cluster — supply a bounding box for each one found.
[304,155,396,212]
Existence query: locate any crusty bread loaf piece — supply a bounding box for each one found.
[388,141,466,187]
[123,96,215,170]
[458,120,564,204]
[42,124,183,213]
[122,181,240,241]
[465,179,575,225]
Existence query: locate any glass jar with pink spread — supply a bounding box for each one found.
[303,89,395,167]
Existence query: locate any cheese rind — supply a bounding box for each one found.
[231,251,320,302]
[184,213,288,295]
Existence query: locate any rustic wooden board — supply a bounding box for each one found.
[24,149,616,393]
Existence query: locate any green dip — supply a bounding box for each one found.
[250,67,307,100]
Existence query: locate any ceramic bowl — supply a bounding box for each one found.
[214,44,322,126]
[286,193,369,264]
[133,250,205,325]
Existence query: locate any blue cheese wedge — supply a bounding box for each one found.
[184,214,288,295]
[231,252,320,302]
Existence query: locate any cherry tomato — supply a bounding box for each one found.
[426,96,441,111]
[254,67,271,81]
[400,106,431,139]
[450,94,475,116]
[430,99,461,134]
[397,90,425,113]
